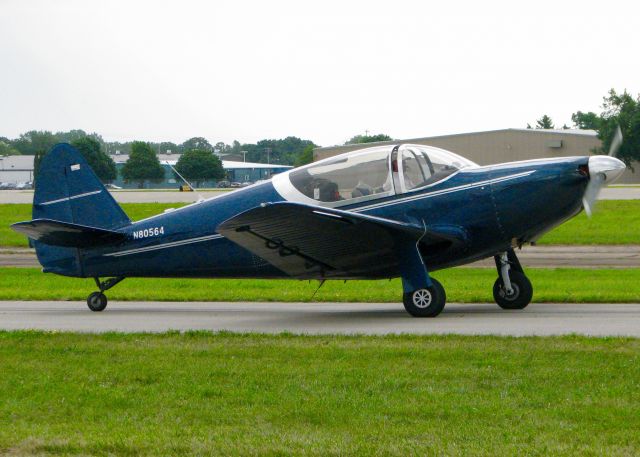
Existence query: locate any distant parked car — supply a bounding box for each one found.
[217,180,231,188]
[0,182,8,190]
[3,182,17,190]
[15,182,29,190]
[230,182,242,188]
[105,183,122,190]
[240,181,252,187]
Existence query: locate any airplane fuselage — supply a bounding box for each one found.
[42,156,588,280]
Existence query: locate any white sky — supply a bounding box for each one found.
[1,0,638,146]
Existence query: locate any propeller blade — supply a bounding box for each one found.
[609,125,623,157]
[582,173,605,218]
[582,127,625,218]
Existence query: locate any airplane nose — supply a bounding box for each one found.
[588,155,626,184]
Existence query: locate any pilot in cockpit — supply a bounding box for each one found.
[402,160,418,190]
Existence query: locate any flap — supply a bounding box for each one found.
[217,202,457,278]
[11,218,127,248]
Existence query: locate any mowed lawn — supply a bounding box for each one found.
[1,200,639,247]
[3,267,640,303]
[1,332,639,455]
[536,200,640,245]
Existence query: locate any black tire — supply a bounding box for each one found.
[493,270,532,310]
[402,278,447,318]
[87,292,108,312]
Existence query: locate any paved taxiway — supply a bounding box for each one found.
[1,301,640,336]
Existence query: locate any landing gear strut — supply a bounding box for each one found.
[87,276,125,312]
[493,250,532,310]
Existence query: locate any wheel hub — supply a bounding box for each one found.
[412,289,433,308]
[501,282,520,301]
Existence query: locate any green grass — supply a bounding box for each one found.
[1,331,639,455]
[0,203,187,247]
[1,200,639,247]
[536,200,640,245]
[2,267,640,303]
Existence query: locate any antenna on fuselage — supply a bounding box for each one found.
[163,161,205,203]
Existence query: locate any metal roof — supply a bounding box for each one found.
[316,128,598,151]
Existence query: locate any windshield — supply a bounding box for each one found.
[395,145,477,192]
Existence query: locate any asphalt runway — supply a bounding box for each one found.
[3,245,639,268]
[1,301,639,336]
[1,186,638,203]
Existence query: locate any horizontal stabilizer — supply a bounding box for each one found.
[11,219,127,248]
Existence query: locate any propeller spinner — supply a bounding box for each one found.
[582,126,625,217]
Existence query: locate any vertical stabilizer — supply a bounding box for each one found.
[31,143,131,276]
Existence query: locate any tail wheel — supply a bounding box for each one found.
[493,270,532,310]
[87,292,108,312]
[403,278,446,318]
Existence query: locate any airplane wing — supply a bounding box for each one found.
[217,202,463,278]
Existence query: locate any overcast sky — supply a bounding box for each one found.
[1,0,638,146]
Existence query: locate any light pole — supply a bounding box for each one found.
[264,147,271,164]
[241,150,247,162]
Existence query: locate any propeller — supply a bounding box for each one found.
[582,126,625,217]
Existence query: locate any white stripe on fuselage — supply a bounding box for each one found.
[104,233,224,257]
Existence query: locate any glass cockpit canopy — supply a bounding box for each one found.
[280,144,477,205]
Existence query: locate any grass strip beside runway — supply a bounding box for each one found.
[1,200,640,247]
[2,267,640,303]
[1,331,639,455]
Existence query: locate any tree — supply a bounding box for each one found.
[598,89,640,167]
[214,142,231,156]
[230,140,242,155]
[12,130,57,155]
[241,137,316,165]
[175,149,224,187]
[571,111,602,130]
[121,141,165,188]
[70,136,117,182]
[294,144,315,167]
[534,115,555,129]
[55,129,103,144]
[345,133,393,145]
[0,141,20,156]
[181,137,213,152]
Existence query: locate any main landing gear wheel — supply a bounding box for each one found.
[493,270,533,310]
[403,278,446,318]
[87,292,108,312]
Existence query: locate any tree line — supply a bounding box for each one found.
[3,87,638,185]
[0,131,318,167]
[27,137,226,188]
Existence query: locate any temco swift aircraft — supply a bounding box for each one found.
[12,132,625,317]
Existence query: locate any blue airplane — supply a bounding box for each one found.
[12,135,625,317]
